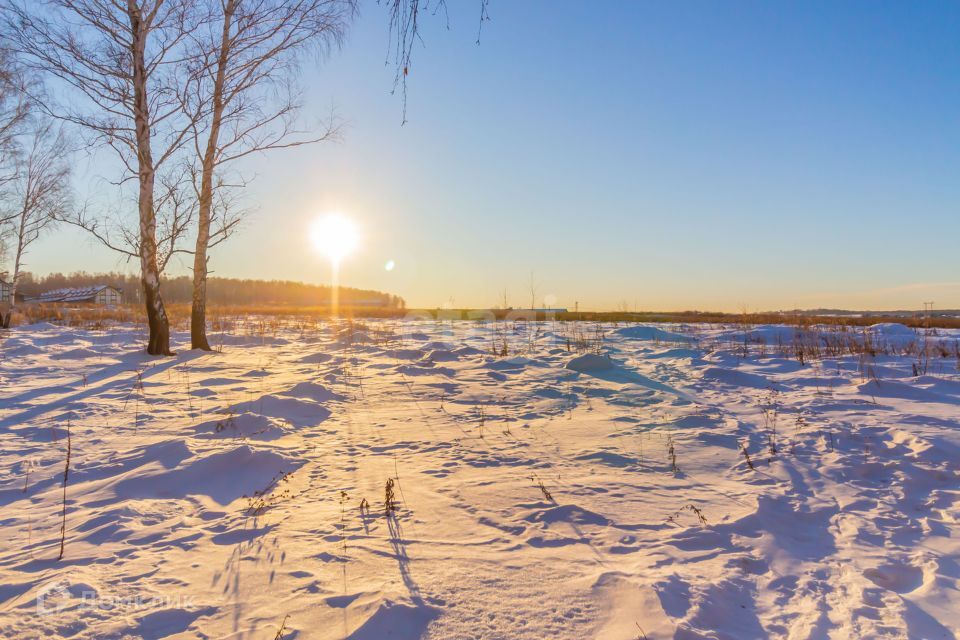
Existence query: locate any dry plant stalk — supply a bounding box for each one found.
[384,478,398,514]
[245,470,294,515]
[273,614,290,640]
[740,441,755,471]
[531,474,554,502]
[58,420,72,561]
[667,433,680,474]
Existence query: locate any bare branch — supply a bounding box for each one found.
[2,117,73,326]
[380,0,489,124]
[2,0,207,353]
[181,0,354,349]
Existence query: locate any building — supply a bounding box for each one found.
[29,285,123,306]
[0,278,10,305]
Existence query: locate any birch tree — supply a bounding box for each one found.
[4,0,199,354]
[0,46,31,202]
[2,120,71,328]
[182,0,354,350]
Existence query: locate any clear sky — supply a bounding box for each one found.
[27,1,960,311]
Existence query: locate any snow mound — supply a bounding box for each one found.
[229,394,331,426]
[345,600,439,640]
[616,325,691,342]
[868,323,919,348]
[565,353,614,372]
[3,342,43,357]
[485,356,543,371]
[701,367,780,390]
[217,334,288,346]
[525,504,611,526]
[337,329,371,344]
[25,321,60,330]
[284,381,343,403]
[194,412,288,440]
[114,445,302,505]
[421,341,455,351]
[384,348,424,360]
[869,322,917,336]
[746,324,802,344]
[50,347,100,360]
[298,352,333,364]
[593,574,674,640]
[424,349,459,362]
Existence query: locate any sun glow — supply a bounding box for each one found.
[310,213,359,264]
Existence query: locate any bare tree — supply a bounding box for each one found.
[4,0,200,354]
[182,0,354,350]
[2,120,71,328]
[67,166,197,276]
[0,46,31,199]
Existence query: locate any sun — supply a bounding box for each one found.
[310,213,359,263]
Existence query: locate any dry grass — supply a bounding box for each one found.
[245,470,295,516]
[6,303,958,375]
[2,302,401,329]
[6,302,960,332]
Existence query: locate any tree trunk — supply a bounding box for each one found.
[3,255,22,329]
[190,128,216,351]
[190,247,210,350]
[2,276,17,326]
[3,200,28,329]
[5,278,16,327]
[190,0,233,351]
[130,4,172,356]
[190,171,213,349]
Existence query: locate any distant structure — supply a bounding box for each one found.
[0,278,10,304]
[499,308,569,314]
[349,297,397,307]
[29,285,123,306]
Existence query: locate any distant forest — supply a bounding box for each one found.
[14,272,405,308]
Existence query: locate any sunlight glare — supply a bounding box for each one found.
[311,213,359,263]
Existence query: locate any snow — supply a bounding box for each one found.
[565,353,615,372]
[1,320,958,639]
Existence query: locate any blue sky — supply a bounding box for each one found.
[29,1,960,310]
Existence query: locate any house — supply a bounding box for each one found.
[29,285,123,306]
[0,278,10,305]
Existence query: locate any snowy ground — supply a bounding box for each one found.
[0,319,958,639]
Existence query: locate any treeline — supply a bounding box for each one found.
[16,272,405,309]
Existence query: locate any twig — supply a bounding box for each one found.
[58,420,72,561]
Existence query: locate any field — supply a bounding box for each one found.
[0,318,958,639]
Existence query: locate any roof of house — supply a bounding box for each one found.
[29,285,121,303]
